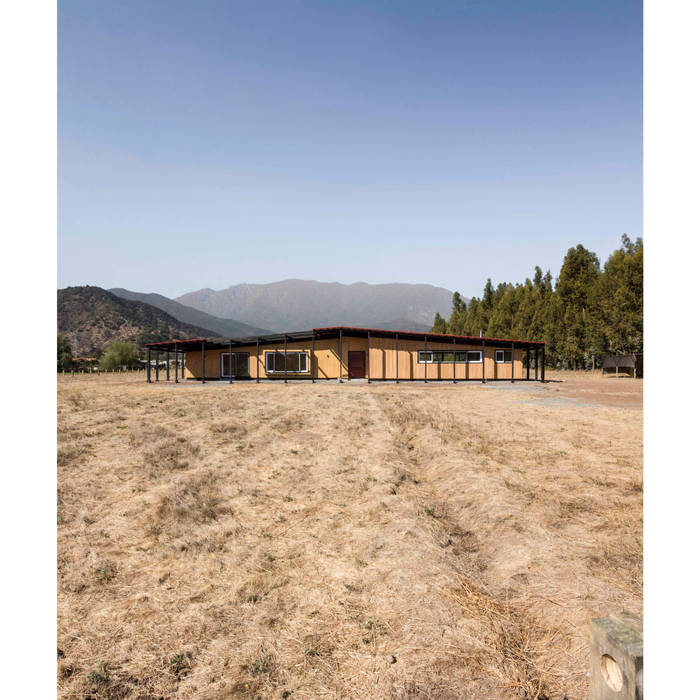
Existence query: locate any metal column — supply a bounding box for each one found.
[311,331,315,383]
[229,339,233,384]
[481,340,486,383]
[535,345,539,381]
[453,337,456,383]
[201,340,205,383]
[367,331,371,383]
[256,338,260,383]
[147,348,151,383]
[541,346,545,383]
[166,350,170,381]
[284,335,288,384]
[155,350,159,382]
[338,328,343,382]
[511,342,515,383]
[526,347,530,381]
[424,336,427,383]
[174,344,179,383]
[395,333,399,383]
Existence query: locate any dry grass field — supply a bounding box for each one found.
[57,371,642,699]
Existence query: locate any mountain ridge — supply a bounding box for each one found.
[175,279,453,331]
[58,287,217,357]
[109,288,271,337]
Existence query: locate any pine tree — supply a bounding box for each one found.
[431,312,448,334]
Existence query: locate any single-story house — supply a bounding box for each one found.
[144,326,545,383]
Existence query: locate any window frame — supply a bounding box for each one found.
[466,350,482,364]
[264,350,309,374]
[220,352,250,377]
[417,350,482,363]
[495,349,513,364]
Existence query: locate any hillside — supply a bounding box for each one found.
[109,288,271,337]
[175,279,453,332]
[57,286,215,356]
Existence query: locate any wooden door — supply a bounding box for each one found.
[348,351,366,378]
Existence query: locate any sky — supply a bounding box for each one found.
[58,0,642,300]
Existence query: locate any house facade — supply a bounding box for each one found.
[145,327,545,383]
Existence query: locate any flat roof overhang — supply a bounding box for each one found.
[144,327,545,353]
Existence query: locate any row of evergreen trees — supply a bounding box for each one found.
[431,235,643,369]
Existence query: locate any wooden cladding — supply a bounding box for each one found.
[183,337,526,381]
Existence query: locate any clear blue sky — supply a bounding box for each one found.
[58,0,641,299]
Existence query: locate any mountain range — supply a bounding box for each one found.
[175,280,452,332]
[59,280,455,356]
[58,286,216,357]
[109,288,271,337]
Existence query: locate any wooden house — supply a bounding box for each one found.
[144,327,545,383]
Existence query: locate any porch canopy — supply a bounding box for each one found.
[144,326,546,353]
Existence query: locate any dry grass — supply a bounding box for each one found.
[57,372,642,699]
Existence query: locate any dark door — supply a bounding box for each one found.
[348,351,366,378]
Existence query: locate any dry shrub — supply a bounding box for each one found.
[154,471,229,529]
[445,578,568,699]
[209,421,248,439]
[142,437,200,474]
[57,442,92,467]
[128,422,175,447]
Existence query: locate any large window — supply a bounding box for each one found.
[221,353,250,377]
[495,350,513,363]
[418,350,482,363]
[265,351,309,373]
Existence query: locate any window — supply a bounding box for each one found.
[221,352,250,377]
[265,351,309,373]
[495,350,513,363]
[418,350,481,363]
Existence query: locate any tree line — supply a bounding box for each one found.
[57,334,141,371]
[431,235,642,369]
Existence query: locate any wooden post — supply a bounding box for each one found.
[174,344,178,383]
[424,335,428,383]
[589,613,642,700]
[481,340,486,383]
[147,348,151,383]
[395,333,399,383]
[155,350,159,382]
[166,350,170,381]
[338,328,343,382]
[367,331,371,383]
[284,335,288,384]
[201,341,205,384]
[511,342,515,383]
[256,338,260,383]
[535,344,539,380]
[453,337,456,383]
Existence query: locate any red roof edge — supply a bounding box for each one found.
[313,326,545,345]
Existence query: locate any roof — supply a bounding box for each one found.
[145,326,545,352]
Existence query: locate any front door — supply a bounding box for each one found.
[348,351,366,379]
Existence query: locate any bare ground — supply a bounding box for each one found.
[57,372,642,699]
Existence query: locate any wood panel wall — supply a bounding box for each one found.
[183,337,525,380]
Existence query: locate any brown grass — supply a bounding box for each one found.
[57,372,642,699]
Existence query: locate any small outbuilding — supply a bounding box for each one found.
[601,353,643,378]
[144,326,546,384]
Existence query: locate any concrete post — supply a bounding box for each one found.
[589,612,642,700]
